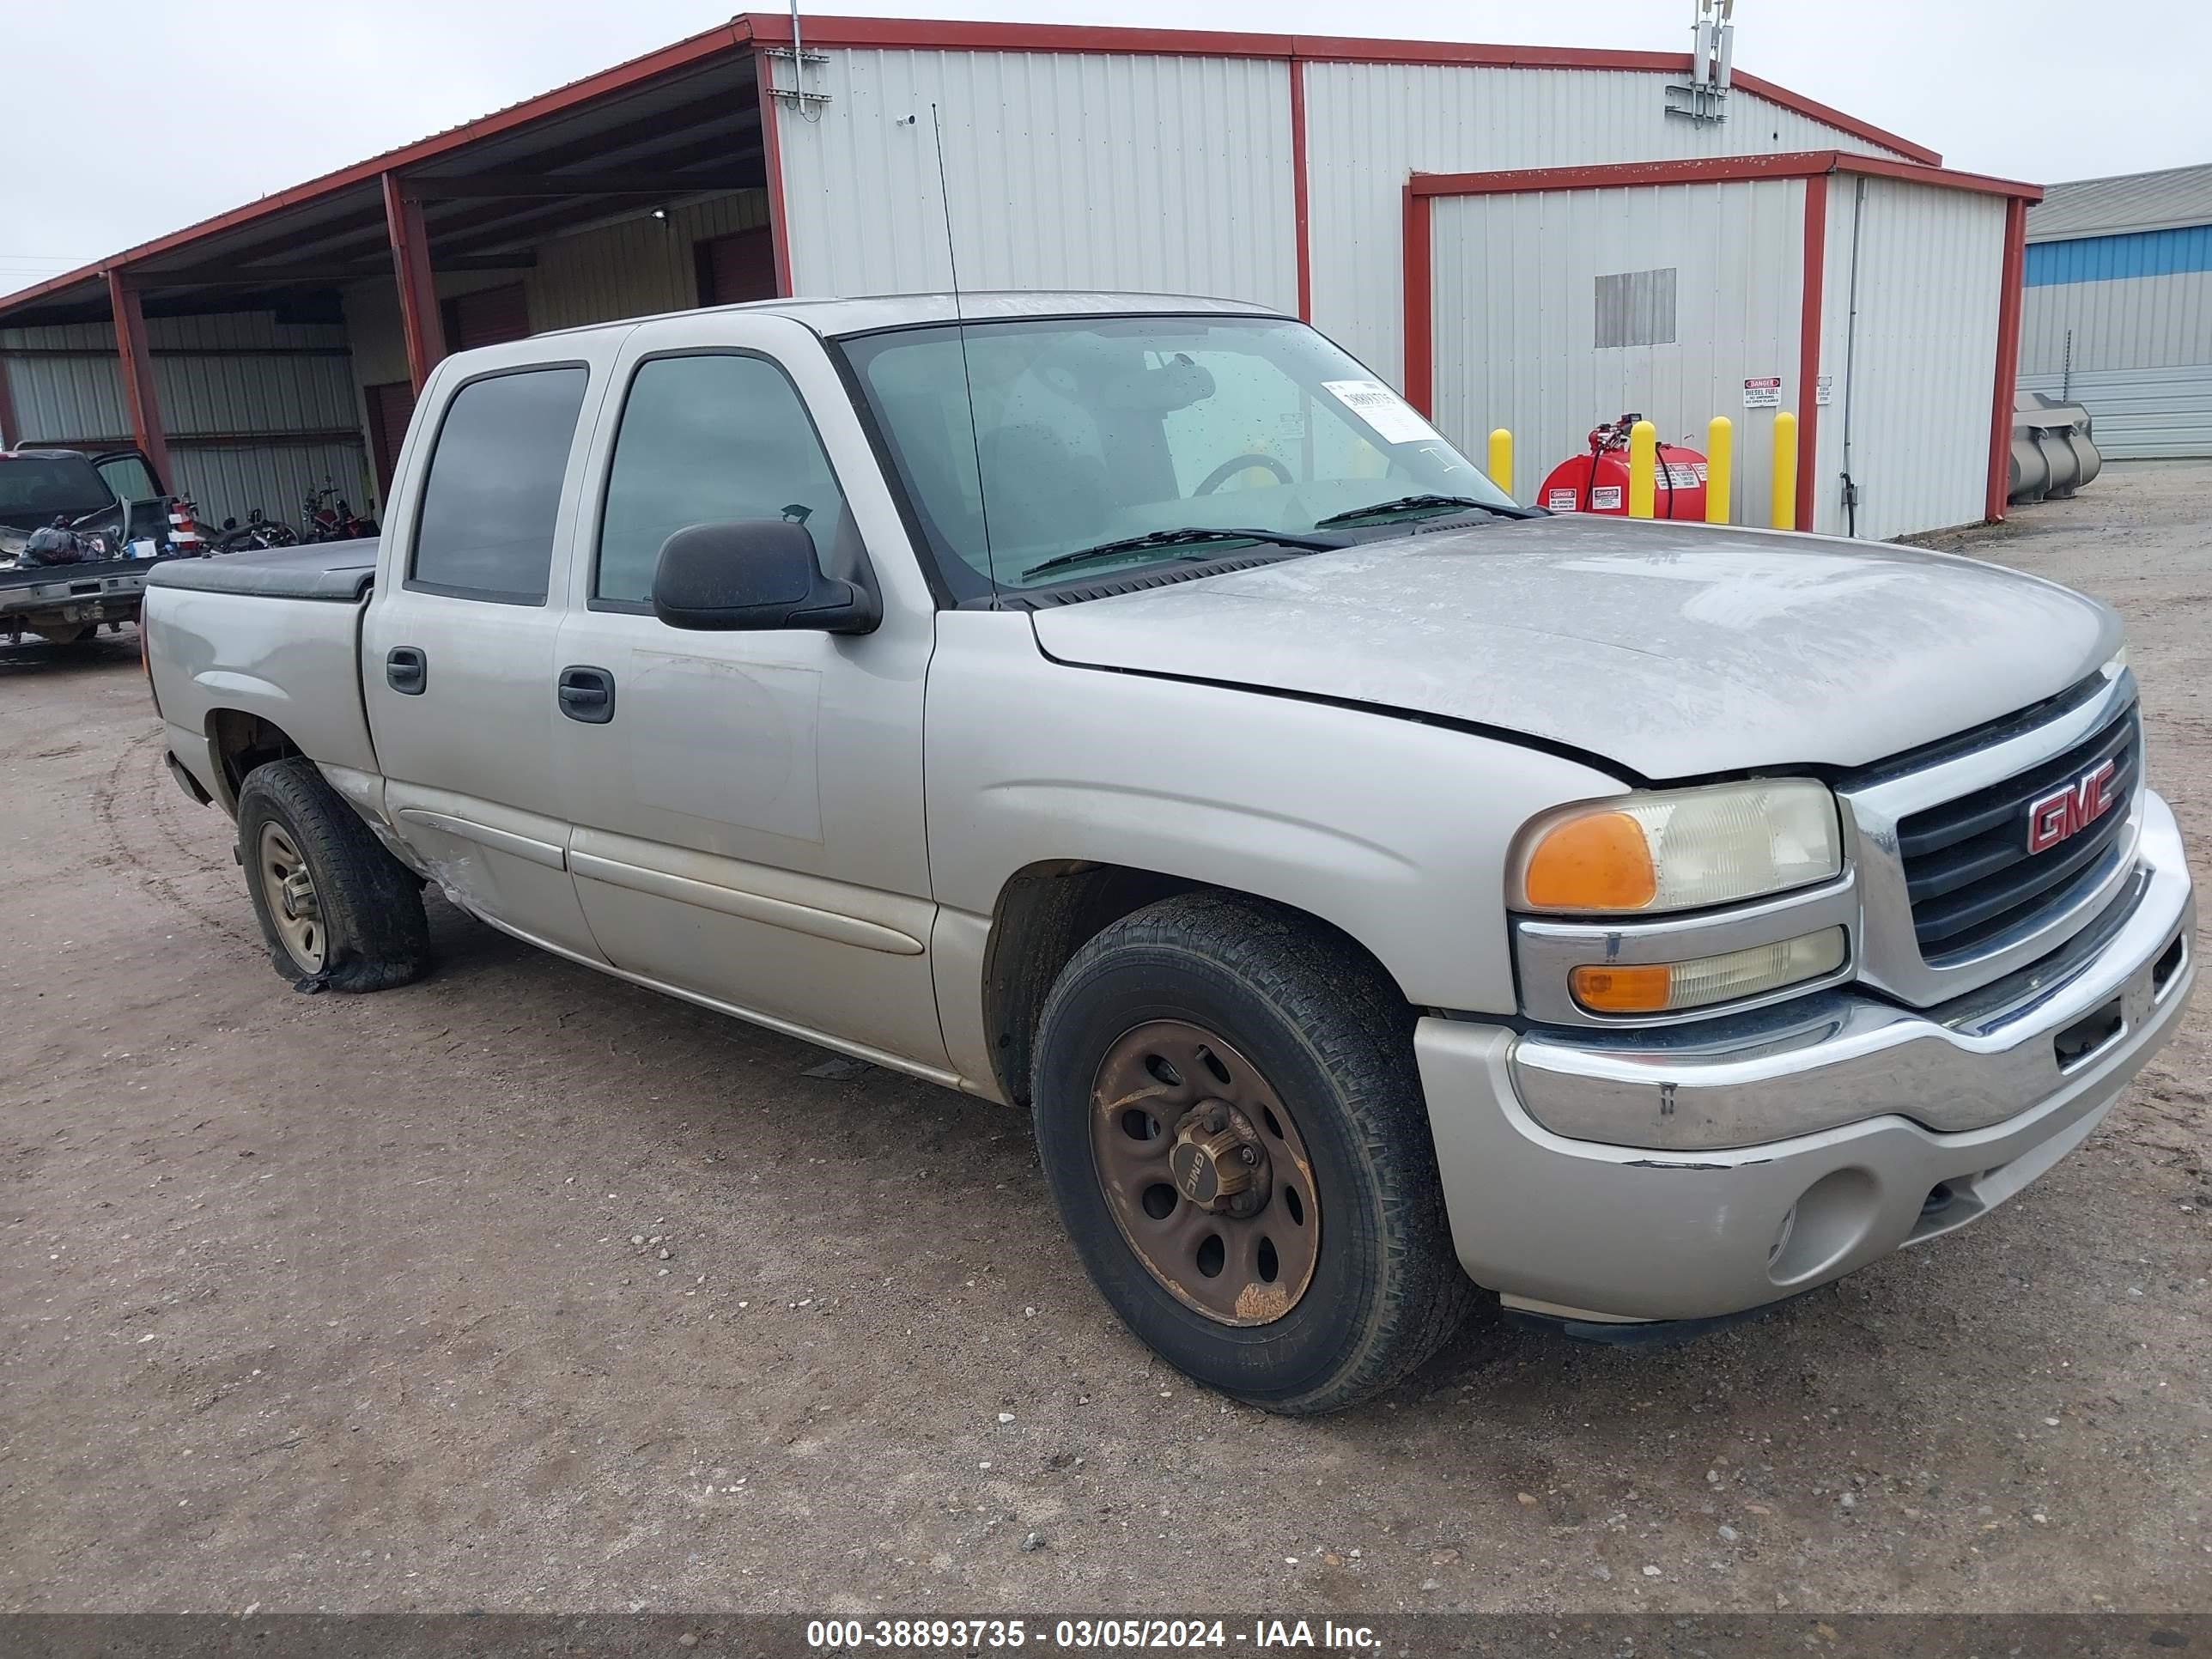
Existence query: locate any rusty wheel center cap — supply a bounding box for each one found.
[1168,1103,1269,1213]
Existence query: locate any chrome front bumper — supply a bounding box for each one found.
[1416,790,2196,1324]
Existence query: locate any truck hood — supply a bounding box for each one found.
[1027,515,2122,780]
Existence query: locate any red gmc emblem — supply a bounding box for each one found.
[2027,758,2118,854]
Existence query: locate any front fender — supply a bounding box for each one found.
[925,611,1628,1079]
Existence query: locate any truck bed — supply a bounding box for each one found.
[143,538,378,602]
[143,539,383,805]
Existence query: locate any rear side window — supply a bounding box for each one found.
[594,353,847,606]
[410,367,588,603]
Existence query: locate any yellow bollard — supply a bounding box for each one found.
[1771,410,1798,530]
[1705,416,1733,525]
[1627,420,1658,519]
[1487,428,1513,497]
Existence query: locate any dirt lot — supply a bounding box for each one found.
[4,465,2209,1616]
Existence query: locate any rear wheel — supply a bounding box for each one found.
[236,757,428,991]
[1030,891,1473,1413]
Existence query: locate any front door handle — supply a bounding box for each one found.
[557,664,617,724]
[386,646,427,696]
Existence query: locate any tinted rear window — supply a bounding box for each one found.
[410,367,589,603]
[0,455,113,520]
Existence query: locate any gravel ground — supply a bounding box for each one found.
[3,463,2209,1616]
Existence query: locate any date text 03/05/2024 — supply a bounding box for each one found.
[803,1617,1382,1650]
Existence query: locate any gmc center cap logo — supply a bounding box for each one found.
[2027,758,2118,854]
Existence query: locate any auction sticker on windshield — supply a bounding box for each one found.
[1322,380,1443,446]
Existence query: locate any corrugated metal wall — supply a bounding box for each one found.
[1428,177,1806,529]
[2018,260,2212,459]
[1304,65,1917,391]
[1812,176,2006,538]
[775,49,1297,310]
[0,312,370,530]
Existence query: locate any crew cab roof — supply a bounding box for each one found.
[532,289,1285,345]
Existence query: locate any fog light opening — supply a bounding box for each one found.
[1767,1204,1799,1269]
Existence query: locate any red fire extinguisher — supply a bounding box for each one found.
[1537,413,1709,520]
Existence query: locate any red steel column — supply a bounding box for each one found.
[382,172,446,392]
[1985,195,2030,523]
[1401,183,1432,414]
[754,48,795,297]
[1289,57,1312,321]
[106,270,172,483]
[1795,172,1829,532]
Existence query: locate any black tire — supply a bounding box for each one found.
[235,757,429,992]
[1030,891,1474,1413]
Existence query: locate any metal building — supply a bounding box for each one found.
[2018,161,2212,459]
[0,12,2033,541]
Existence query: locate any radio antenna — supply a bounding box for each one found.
[930,102,998,599]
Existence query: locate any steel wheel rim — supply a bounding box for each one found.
[1088,1019,1322,1327]
[257,822,325,975]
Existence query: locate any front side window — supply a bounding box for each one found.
[595,353,847,606]
[410,366,588,603]
[837,314,1505,599]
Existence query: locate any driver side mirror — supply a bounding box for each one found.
[651,520,878,635]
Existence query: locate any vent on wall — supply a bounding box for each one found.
[1595,268,1679,349]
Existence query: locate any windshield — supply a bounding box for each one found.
[0,454,116,526]
[838,314,1511,599]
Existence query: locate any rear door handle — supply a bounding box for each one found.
[557,664,616,724]
[386,646,427,696]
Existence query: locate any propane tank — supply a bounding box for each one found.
[1537,414,1709,520]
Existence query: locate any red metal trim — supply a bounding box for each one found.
[1986,196,2030,523]
[1412,150,2039,203]
[105,271,172,484]
[745,13,1297,58]
[755,49,795,298]
[1401,184,1431,415]
[737,18,1942,164]
[1289,59,1312,321]
[1832,150,2043,204]
[1796,173,1828,532]
[1729,72,1939,167]
[382,173,447,393]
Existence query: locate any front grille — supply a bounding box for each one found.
[1896,701,2139,959]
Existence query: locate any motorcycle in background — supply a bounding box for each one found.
[301,480,378,544]
[213,507,301,554]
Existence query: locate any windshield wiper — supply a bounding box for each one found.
[1314,493,1535,527]
[1019,526,1344,582]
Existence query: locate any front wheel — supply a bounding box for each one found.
[236,757,429,991]
[1030,891,1473,1413]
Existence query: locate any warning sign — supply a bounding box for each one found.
[1546,488,1579,512]
[1589,485,1624,511]
[1816,375,1834,407]
[1743,376,1783,409]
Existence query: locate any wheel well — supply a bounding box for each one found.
[208,711,302,808]
[981,862,1407,1107]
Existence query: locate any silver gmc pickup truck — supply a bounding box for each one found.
[143,292,2196,1413]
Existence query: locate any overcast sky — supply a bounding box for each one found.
[5,0,2209,296]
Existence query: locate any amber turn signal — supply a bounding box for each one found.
[1566,962,1673,1013]
[1521,811,1659,910]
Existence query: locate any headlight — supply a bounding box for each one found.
[1514,780,1842,915]
[2103,648,2129,680]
